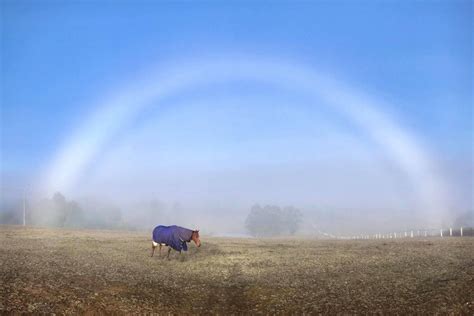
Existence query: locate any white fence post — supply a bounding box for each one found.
[449,228,452,237]
[440,229,443,237]
[461,227,463,237]
[410,230,414,238]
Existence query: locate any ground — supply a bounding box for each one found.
[1,226,473,314]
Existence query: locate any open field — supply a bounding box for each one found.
[1,226,473,314]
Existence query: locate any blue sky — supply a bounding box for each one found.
[1,0,472,218]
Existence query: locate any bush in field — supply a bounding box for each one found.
[245,204,303,237]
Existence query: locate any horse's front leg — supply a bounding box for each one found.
[151,242,156,257]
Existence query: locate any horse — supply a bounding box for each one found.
[150,225,201,259]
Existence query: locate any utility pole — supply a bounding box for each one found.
[23,188,26,226]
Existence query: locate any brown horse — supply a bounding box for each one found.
[150,225,201,259]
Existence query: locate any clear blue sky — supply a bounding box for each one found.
[1,1,472,212]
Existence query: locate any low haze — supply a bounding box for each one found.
[1,1,472,235]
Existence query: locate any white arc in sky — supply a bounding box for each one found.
[42,56,449,226]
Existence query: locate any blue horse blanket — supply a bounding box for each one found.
[152,225,193,252]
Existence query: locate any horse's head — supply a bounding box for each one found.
[192,230,201,247]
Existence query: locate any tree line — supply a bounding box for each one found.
[1,192,305,235]
[0,192,125,229]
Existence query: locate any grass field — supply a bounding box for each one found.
[1,226,473,314]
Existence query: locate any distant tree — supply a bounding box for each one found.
[245,204,264,237]
[63,200,85,228]
[29,193,65,227]
[28,192,87,228]
[245,204,303,237]
[53,192,67,226]
[52,192,66,206]
[0,201,23,225]
[283,206,303,235]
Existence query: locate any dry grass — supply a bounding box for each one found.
[1,225,473,314]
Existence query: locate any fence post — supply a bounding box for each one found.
[410,231,414,238]
[449,228,452,237]
[461,227,463,237]
[440,229,443,237]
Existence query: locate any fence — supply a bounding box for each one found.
[324,226,473,240]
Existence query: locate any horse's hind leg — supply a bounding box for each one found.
[167,247,171,260]
[151,242,156,257]
[159,244,162,258]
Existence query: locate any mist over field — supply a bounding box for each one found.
[1,1,472,237]
[1,72,472,235]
